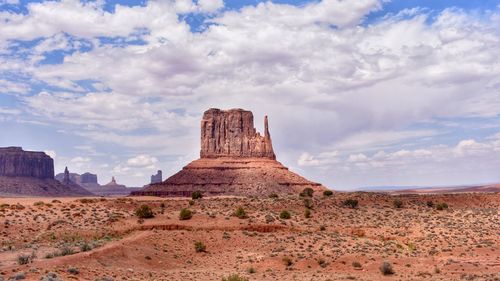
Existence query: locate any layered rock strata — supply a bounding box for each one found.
[200,108,275,159]
[132,108,326,197]
[0,147,92,196]
[0,147,54,179]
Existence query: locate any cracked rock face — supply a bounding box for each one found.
[0,147,54,179]
[200,108,275,159]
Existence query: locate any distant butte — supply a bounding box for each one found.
[0,147,92,196]
[132,108,326,197]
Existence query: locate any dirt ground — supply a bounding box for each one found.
[0,192,498,281]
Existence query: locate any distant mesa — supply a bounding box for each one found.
[0,147,92,197]
[132,108,326,197]
[56,172,140,196]
[56,171,99,189]
[81,172,98,185]
[151,170,162,184]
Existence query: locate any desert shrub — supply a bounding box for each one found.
[80,242,92,252]
[67,267,79,275]
[179,208,192,220]
[323,190,333,196]
[34,201,44,207]
[279,210,291,219]
[160,203,165,214]
[13,203,25,210]
[300,187,314,197]
[393,199,403,208]
[317,258,327,268]
[234,207,248,219]
[188,200,195,206]
[304,209,311,218]
[135,205,154,219]
[268,193,278,199]
[426,201,434,207]
[40,272,60,281]
[194,241,206,253]
[247,267,256,274]
[352,261,362,268]
[282,256,293,266]
[51,199,61,204]
[59,246,74,256]
[221,274,249,281]
[320,225,326,231]
[343,199,358,209]
[380,261,394,275]
[436,203,448,210]
[17,254,31,265]
[78,198,95,204]
[303,198,313,209]
[13,272,25,280]
[191,190,203,200]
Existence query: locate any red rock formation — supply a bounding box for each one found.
[135,157,324,197]
[132,108,326,197]
[0,147,92,196]
[200,108,275,159]
[0,147,54,179]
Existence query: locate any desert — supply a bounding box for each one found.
[0,108,499,281]
[1,0,500,280]
[0,192,498,281]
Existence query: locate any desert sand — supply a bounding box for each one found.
[0,192,498,281]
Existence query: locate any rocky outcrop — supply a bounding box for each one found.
[135,157,324,197]
[200,108,275,159]
[0,147,54,179]
[56,172,139,196]
[81,172,98,184]
[62,167,71,184]
[99,176,140,196]
[151,170,162,184]
[133,108,326,197]
[0,147,92,196]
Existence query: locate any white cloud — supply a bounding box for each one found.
[127,154,158,167]
[453,139,490,156]
[300,136,500,188]
[0,1,499,187]
[0,80,30,95]
[71,156,91,163]
[0,107,21,115]
[297,152,320,167]
[197,0,224,13]
[44,150,56,159]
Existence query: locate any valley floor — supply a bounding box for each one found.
[0,192,498,281]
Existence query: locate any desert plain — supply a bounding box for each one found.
[0,192,498,281]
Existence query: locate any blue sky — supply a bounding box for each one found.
[0,0,499,189]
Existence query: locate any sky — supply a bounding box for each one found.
[0,0,499,189]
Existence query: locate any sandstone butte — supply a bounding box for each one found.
[0,147,92,196]
[133,108,327,197]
